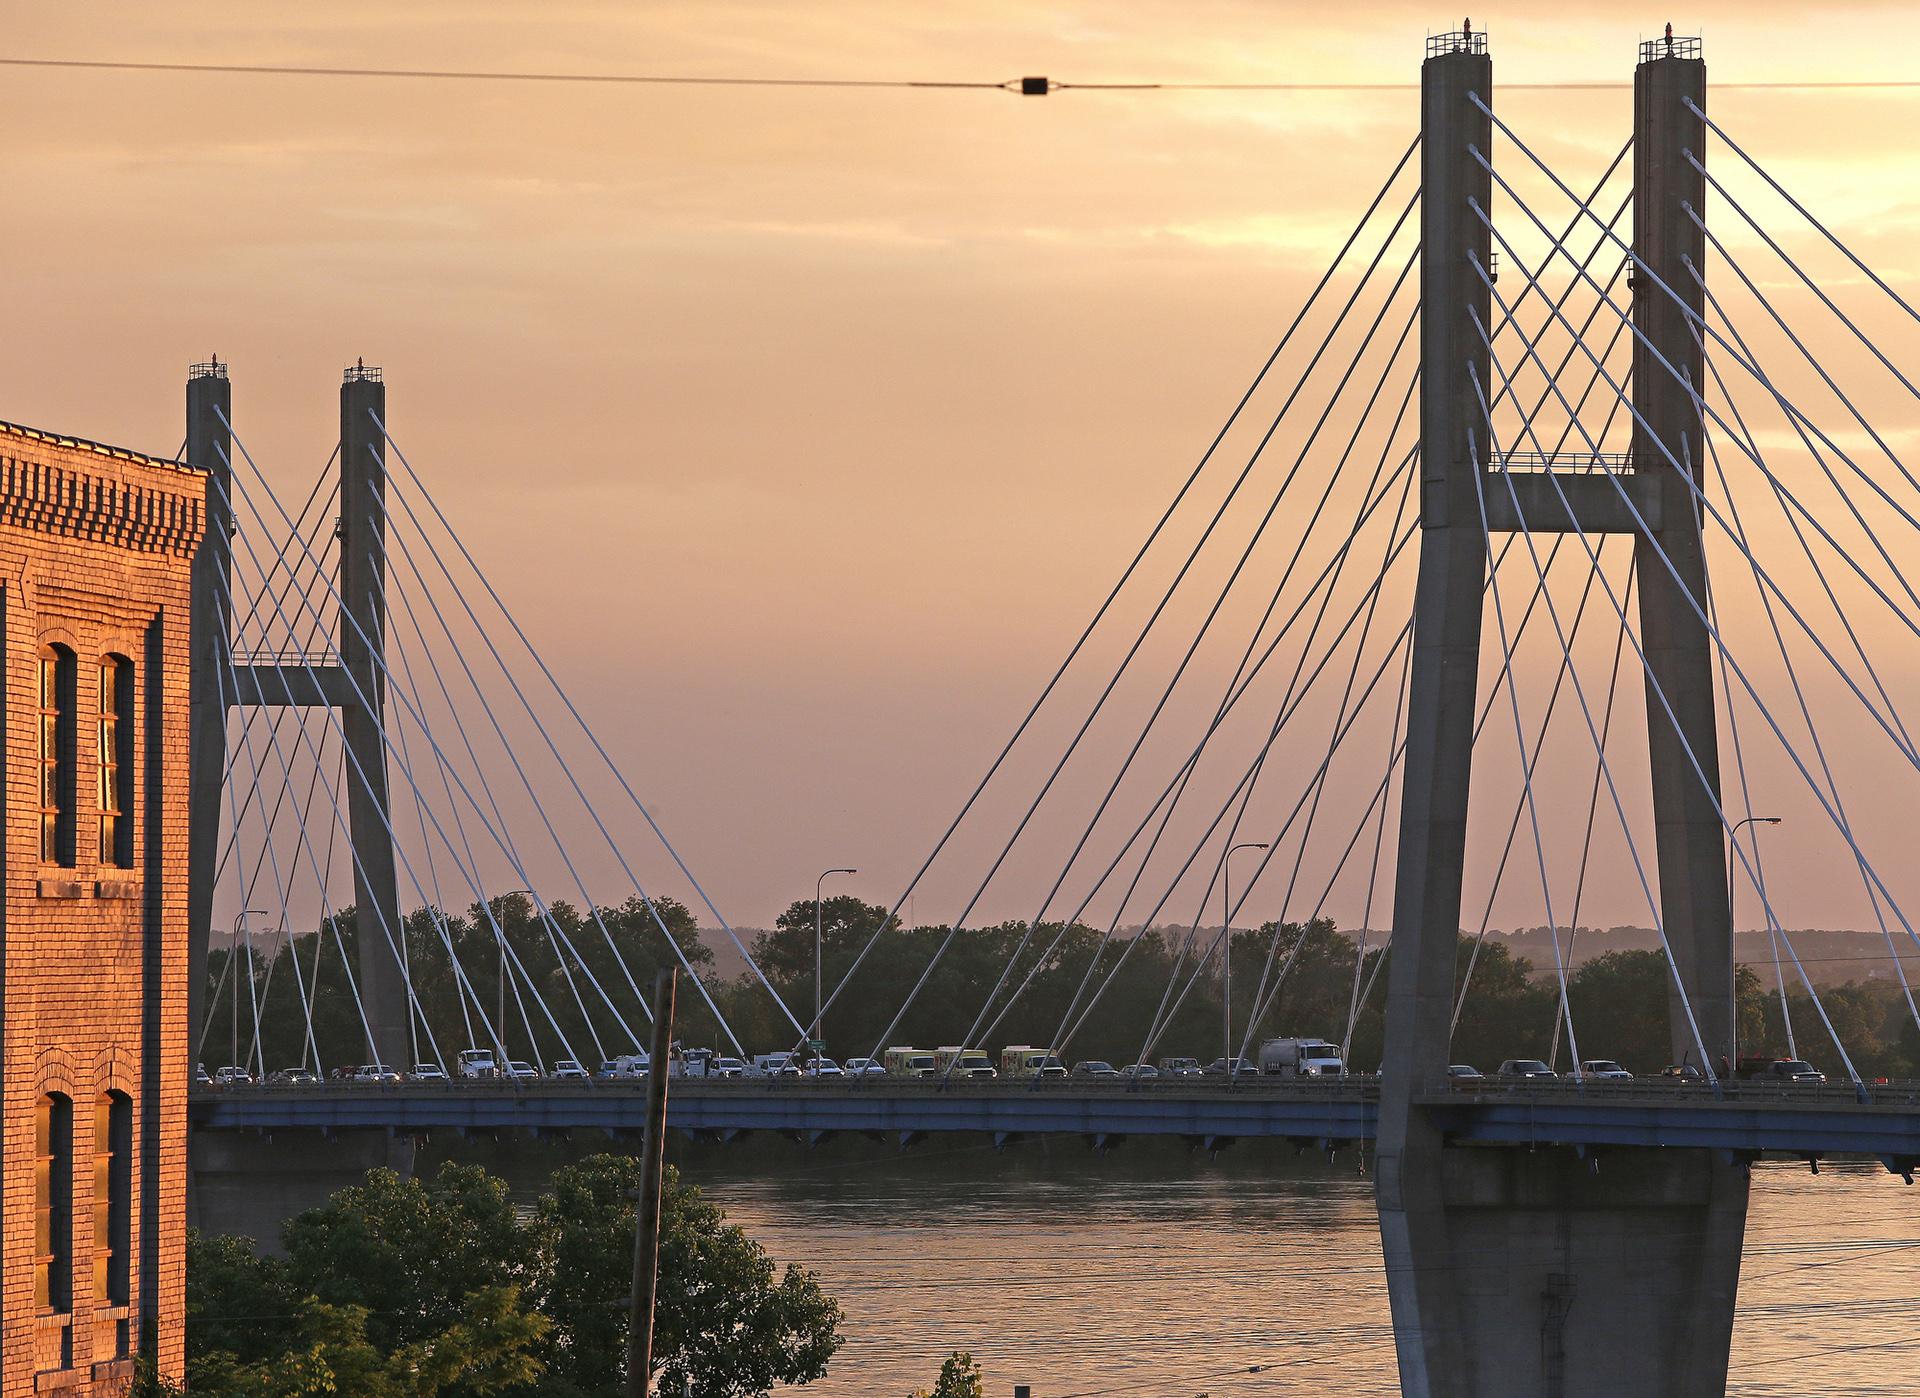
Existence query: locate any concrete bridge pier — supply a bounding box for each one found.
[1383,1142,1747,1397]
[188,1130,417,1250]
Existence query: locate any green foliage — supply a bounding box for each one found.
[203,893,715,1075]
[280,1163,524,1353]
[911,1351,985,1398]
[529,1156,841,1397]
[188,1156,841,1398]
[200,877,1912,1083]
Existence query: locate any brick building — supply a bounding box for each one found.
[0,420,202,1392]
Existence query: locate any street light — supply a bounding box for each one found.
[494,889,534,1066]
[232,909,268,1075]
[1728,817,1783,1066]
[1223,843,1269,1066]
[815,869,858,1050]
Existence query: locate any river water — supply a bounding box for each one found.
[650,1139,1920,1398]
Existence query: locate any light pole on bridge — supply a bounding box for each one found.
[1728,816,1783,1066]
[232,909,268,1076]
[815,868,857,1052]
[495,889,534,1068]
[1223,843,1268,1067]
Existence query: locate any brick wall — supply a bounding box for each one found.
[0,423,201,1396]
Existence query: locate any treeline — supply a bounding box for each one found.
[202,894,1920,1080]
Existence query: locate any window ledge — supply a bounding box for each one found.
[35,878,84,899]
[90,1358,134,1383]
[33,1369,84,1392]
[94,880,139,900]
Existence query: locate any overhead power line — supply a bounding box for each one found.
[5,55,1920,93]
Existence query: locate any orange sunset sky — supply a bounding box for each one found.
[7,3,1920,942]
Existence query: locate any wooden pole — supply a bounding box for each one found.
[626,968,677,1397]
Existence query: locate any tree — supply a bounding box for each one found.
[187,1157,842,1398]
[911,1352,985,1398]
[182,1226,544,1397]
[280,1164,525,1354]
[528,1155,842,1397]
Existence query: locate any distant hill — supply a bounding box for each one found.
[698,921,1916,992]
[1484,925,1917,990]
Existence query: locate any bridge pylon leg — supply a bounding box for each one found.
[186,362,233,1069]
[1375,32,1747,1398]
[339,367,410,1073]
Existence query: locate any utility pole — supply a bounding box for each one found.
[626,967,677,1398]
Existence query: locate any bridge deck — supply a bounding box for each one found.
[189,1080,1920,1162]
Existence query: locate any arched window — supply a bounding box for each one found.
[94,1091,132,1355]
[38,646,76,866]
[35,1093,72,1315]
[97,658,133,867]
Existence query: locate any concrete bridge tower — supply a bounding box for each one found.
[185,365,410,1075]
[1374,29,1749,1398]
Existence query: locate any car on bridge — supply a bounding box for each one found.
[708,1056,748,1078]
[1071,1061,1123,1078]
[1158,1056,1204,1078]
[1762,1059,1827,1085]
[751,1053,803,1077]
[505,1060,540,1082]
[1579,1059,1634,1081]
[409,1063,450,1084]
[213,1065,254,1086]
[194,1063,215,1087]
[266,1067,319,1086]
[1202,1057,1261,1078]
[1496,1059,1557,1081]
[844,1056,887,1077]
[1446,1063,1484,1083]
[353,1064,402,1084]
[551,1060,590,1080]
[1660,1063,1706,1084]
[804,1057,845,1078]
[1123,1063,1159,1080]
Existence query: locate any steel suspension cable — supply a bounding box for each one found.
[1465,403,1578,1071]
[1465,171,1920,776]
[1469,326,1715,1083]
[1684,97,1920,330]
[819,181,1424,1049]
[1467,265,1862,1089]
[210,465,570,1070]
[1547,561,1636,1072]
[372,506,652,1058]
[937,267,1423,1076]
[976,447,1422,1056]
[868,195,1423,1062]
[1686,263,1920,757]
[1695,355,1920,1034]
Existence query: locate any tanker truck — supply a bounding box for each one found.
[1258,1037,1345,1078]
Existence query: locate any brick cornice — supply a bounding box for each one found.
[0,424,205,559]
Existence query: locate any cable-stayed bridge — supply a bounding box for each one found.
[185,27,1920,1398]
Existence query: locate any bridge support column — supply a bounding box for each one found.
[1376,31,1748,1398]
[186,361,232,1066]
[1632,39,1734,1074]
[339,366,410,1071]
[1376,29,1493,1394]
